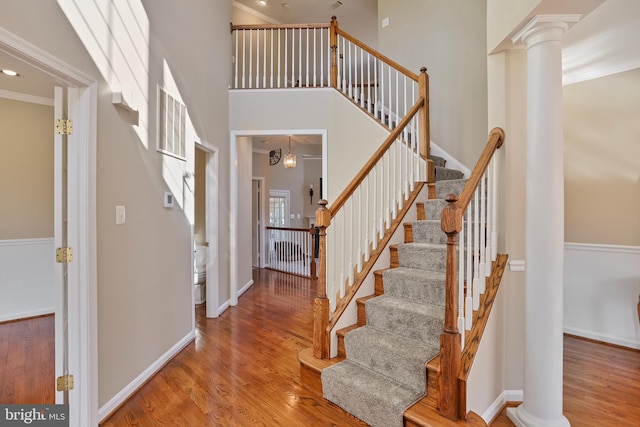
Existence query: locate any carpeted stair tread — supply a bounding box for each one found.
[436,179,467,199]
[423,199,449,220]
[411,220,447,245]
[431,155,446,168]
[435,166,464,181]
[322,360,424,427]
[398,243,447,272]
[344,325,439,391]
[366,295,444,347]
[382,267,445,306]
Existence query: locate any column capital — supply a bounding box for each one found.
[512,14,581,48]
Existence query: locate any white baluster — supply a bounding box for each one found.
[379,157,385,238]
[284,29,288,87]
[357,185,363,273]
[346,201,352,290]
[367,52,372,113]
[459,214,466,341]
[360,48,365,107]
[234,30,239,88]
[269,29,273,88]
[485,162,493,277]
[261,29,266,88]
[491,154,499,262]
[465,208,473,330]
[306,28,310,87]
[473,187,480,311]
[313,28,317,87]
[241,30,246,88]
[365,176,370,261]
[298,28,302,87]
[479,172,486,294]
[372,165,378,250]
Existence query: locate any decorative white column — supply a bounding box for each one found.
[507,15,579,427]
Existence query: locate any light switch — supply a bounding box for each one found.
[382,17,389,28]
[116,205,126,225]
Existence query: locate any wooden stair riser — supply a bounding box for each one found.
[373,269,386,295]
[416,202,426,221]
[389,244,400,268]
[404,223,414,243]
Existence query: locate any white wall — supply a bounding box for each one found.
[0,239,54,322]
[0,0,232,411]
[377,0,488,169]
[230,89,388,203]
[564,243,640,349]
[238,136,254,290]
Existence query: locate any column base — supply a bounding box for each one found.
[507,405,570,427]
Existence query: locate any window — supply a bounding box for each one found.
[158,87,187,160]
[269,190,290,227]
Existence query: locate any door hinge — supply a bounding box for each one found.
[56,247,73,263]
[55,119,73,135]
[56,374,74,391]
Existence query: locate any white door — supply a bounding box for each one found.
[53,86,71,406]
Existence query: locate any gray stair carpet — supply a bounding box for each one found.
[321,163,468,427]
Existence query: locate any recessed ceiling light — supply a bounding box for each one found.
[1,69,19,77]
[257,0,267,5]
[282,2,290,7]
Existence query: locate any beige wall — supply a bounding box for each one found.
[0,98,53,239]
[378,0,488,169]
[0,0,232,409]
[564,67,640,246]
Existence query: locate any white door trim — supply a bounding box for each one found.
[252,177,266,268]
[0,27,98,427]
[230,129,327,308]
[195,140,220,319]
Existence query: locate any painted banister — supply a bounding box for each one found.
[439,127,505,420]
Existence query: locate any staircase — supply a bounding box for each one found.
[317,157,481,427]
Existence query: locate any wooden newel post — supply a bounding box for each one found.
[314,199,331,358]
[309,226,318,278]
[438,193,463,420]
[419,67,435,198]
[330,16,338,89]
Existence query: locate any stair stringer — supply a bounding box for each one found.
[327,183,429,357]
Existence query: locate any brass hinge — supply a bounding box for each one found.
[56,247,73,263]
[55,119,73,135]
[56,374,74,391]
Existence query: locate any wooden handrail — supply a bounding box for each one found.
[328,97,424,217]
[266,226,312,232]
[334,27,419,82]
[438,127,505,420]
[452,127,505,213]
[231,23,331,31]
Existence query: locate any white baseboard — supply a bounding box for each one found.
[481,390,523,423]
[238,279,254,297]
[218,301,230,314]
[98,330,196,422]
[0,307,54,323]
[564,326,640,349]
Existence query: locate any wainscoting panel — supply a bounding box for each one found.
[564,243,640,349]
[0,238,55,322]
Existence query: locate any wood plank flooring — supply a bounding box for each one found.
[1,270,639,426]
[0,314,55,404]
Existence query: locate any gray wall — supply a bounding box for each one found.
[378,0,488,168]
[0,0,232,409]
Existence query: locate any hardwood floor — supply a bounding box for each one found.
[102,268,368,426]
[490,335,640,426]
[0,314,55,404]
[2,271,639,427]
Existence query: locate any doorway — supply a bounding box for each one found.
[0,30,98,426]
[194,141,220,319]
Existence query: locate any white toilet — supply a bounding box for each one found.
[194,245,207,304]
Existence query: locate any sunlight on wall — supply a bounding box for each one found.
[161,59,197,221]
[57,0,150,147]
